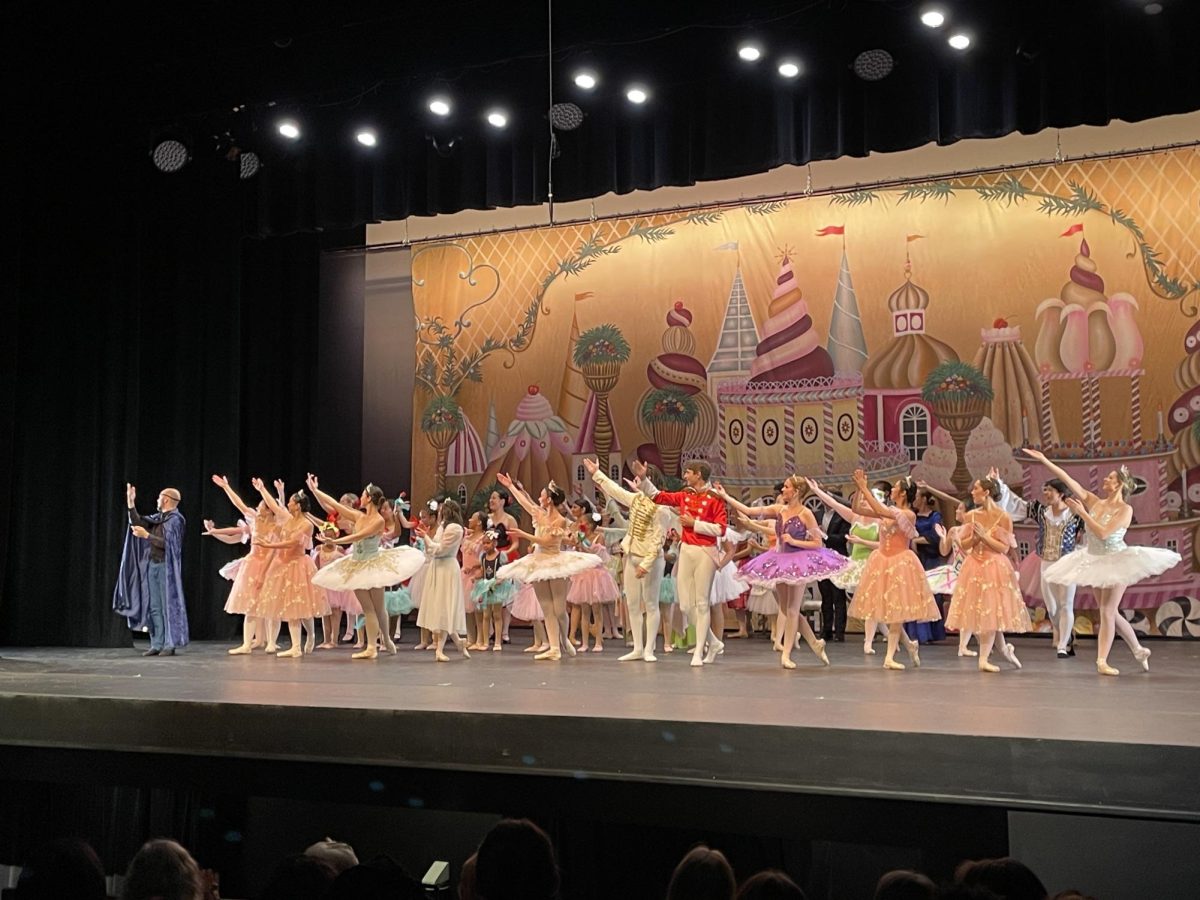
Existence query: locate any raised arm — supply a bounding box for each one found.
[251,477,288,521]
[1066,497,1131,541]
[305,473,363,522]
[711,481,781,518]
[586,458,640,510]
[805,478,866,523]
[211,474,255,518]
[319,511,385,546]
[1021,449,1097,508]
[916,481,959,509]
[496,472,542,519]
[850,470,900,521]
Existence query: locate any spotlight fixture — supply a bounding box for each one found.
[737,42,763,62]
[573,70,598,90]
[238,151,261,180]
[428,97,451,116]
[853,49,894,81]
[920,8,946,28]
[1143,2,1163,13]
[625,85,649,104]
[355,128,377,147]
[777,59,802,78]
[486,110,508,129]
[948,32,971,50]
[277,119,300,139]
[151,137,191,173]
[549,102,583,130]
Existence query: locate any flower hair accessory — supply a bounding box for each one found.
[591,512,602,522]
[428,499,439,512]
[327,510,339,522]
[484,529,499,541]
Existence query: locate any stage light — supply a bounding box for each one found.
[948,32,971,50]
[239,151,261,180]
[549,102,584,130]
[920,8,946,28]
[1144,2,1163,13]
[626,85,649,104]
[738,42,763,62]
[355,128,377,147]
[428,97,451,116]
[151,138,190,173]
[777,59,802,78]
[486,110,508,129]
[853,49,894,81]
[573,70,598,89]
[277,120,300,140]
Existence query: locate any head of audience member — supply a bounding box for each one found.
[475,819,559,900]
[325,856,423,900]
[304,837,359,875]
[458,852,478,900]
[15,838,106,900]
[666,845,736,900]
[259,854,336,900]
[121,838,204,900]
[736,868,807,900]
[954,857,1048,900]
[874,868,937,900]
[1048,892,1094,900]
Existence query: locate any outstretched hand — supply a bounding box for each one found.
[934,523,947,539]
[251,477,265,493]
[582,458,599,475]
[211,474,228,488]
[496,472,514,489]
[629,459,648,478]
[852,468,868,488]
[711,480,727,498]
[126,483,136,507]
[274,478,285,494]
[305,473,319,492]
[1021,447,1047,462]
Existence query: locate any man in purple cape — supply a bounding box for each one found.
[112,483,190,655]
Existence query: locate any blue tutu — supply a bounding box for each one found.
[385,585,415,616]
[471,576,517,608]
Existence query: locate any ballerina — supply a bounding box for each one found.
[247,482,330,657]
[808,472,940,670]
[461,512,488,650]
[487,488,520,646]
[211,474,280,654]
[916,482,976,656]
[471,526,517,651]
[823,488,882,654]
[943,478,1031,672]
[1026,449,1180,675]
[309,477,425,659]
[414,499,472,662]
[494,473,602,661]
[310,522,362,649]
[565,505,621,652]
[714,476,848,669]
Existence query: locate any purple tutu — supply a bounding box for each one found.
[737,513,848,587]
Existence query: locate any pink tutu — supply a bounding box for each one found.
[848,549,942,625]
[566,566,622,605]
[224,545,274,615]
[219,556,245,582]
[509,583,543,621]
[945,551,1032,634]
[312,548,361,615]
[249,546,331,621]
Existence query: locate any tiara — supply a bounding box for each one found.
[547,479,559,493]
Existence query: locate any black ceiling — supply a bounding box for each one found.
[13,0,1200,233]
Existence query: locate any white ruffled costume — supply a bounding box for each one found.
[1043,508,1180,589]
[495,517,602,583]
[311,534,425,591]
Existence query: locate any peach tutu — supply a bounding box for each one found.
[249,532,330,621]
[945,552,1031,634]
[223,544,274,615]
[848,550,941,624]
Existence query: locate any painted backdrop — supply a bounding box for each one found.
[408,147,1200,635]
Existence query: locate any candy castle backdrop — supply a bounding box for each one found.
[407,146,1200,637]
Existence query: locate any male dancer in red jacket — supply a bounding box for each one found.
[633,458,727,667]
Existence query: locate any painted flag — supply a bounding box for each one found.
[1060,224,1084,237]
[906,233,925,242]
[574,292,595,301]
[815,225,845,236]
[714,241,740,251]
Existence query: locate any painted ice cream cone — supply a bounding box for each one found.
[575,324,631,473]
[421,396,466,492]
[641,388,698,477]
[923,362,995,497]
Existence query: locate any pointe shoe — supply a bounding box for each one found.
[958,647,978,657]
[704,638,724,665]
[461,645,471,659]
[563,640,577,657]
[883,658,905,670]
[413,643,428,651]
[492,643,503,652]
[305,639,316,654]
[812,638,830,666]
[772,642,784,653]
[643,650,657,663]
[534,648,561,661]
[1097,659,1120,676]
[228,644,252,655]
[690,655,705,667]
[978,660,1000,673]
[1001,642,1022,669]
[618,649,642,662]
[905,642,921,668]
[863,644,876,655]
[781,656,797,670]
[523,644,541,653]
[265,644,279,654]
[1134,646,1151,671]
[249,639,264,650]
[352,647,378,660]
[591,644,604,652]
[276,648,302,659]
[435,652,450,662]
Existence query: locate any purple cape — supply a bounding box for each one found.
[112,508,190,647]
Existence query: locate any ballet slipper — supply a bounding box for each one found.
[228,644,252,655]
[304,637,315,654]
[265,644,279,654]
[618,648,642,661]
[413,643,428,651]
[704,638,724,664]
[460,644,471,659]
[781,656,797,670]
[534,648,561,661]
[730,630,748,639]
[863,645,876,655]
[353,642,365,650]
[1096,659,1120,676]
[523,644,541,653]
[883,658,905,670]
[904,641,921,668]
[591,644,604,652]
[563,640,577,658]
[435,652,450,662]
[690,655,705,667]
[978,660,1000,673]
[958,647,978,657]
[492,643,502,652]
[662,644,674,653]
[1001,643,1022,669]
[249,640,264,650]
[276,648,302,659]
[811,638,830,666]
[426,644,436,651]
[1134,646,1151,671]
[352,647,378,660]
[773,642,784,653]
[642,650,657,662]
[316,642,335,650]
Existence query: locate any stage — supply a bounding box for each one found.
[1,635,1197,822]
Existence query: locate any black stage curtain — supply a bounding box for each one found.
[0,139,364,647]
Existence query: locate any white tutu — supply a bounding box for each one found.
[746,584,778,615]
[709,562,746,606]
[496,549,601,584]
[1043,545,1180,589]
[311,545,426,591]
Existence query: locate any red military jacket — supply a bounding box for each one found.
[651,488,727,547]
